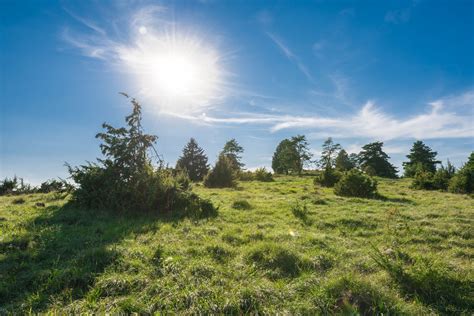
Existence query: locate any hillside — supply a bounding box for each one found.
[0,176,472,314]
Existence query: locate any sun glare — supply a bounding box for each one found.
[120,27,224,114]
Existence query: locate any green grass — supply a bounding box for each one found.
[0,176,473,314]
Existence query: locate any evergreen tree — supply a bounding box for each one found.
[448,152,474,194]
[176,138,209,181]
[349,153,360,168]
[319,137,341,169]
[403,140,441,177]
[221,139,244,172]
[335,149,355,171]
[358,142,398,178]
[204,154,236,188]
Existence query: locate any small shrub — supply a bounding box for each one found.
[432,168,452,190]
[334,169,377,198]
[232,199,252,210]
[314,168,341,187]
[204,154,237,188]
[254,167,274,182]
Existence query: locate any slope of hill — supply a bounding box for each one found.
[0,176,472,314]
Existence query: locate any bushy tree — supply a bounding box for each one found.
[448,152,474,194]
[358,142,398,178]
[403,141,441,177]
[39,179,73,193]
[411,160,457,191]
[334,169,378,198]
[319,137,341,169]
[272,135,312,175]
[335,149,355,171]
[68,95,216,217]
[221,139,244,172]
[272,139,299,175]
[176,138,209,181]
[0,176,19,195]
[204,154,237,188]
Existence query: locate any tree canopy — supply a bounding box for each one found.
[319,137,341,170]
[272,135,312,175]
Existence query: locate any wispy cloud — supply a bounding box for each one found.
[266,32,315,83]
[165,90,474,141]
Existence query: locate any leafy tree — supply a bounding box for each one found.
[358,142,398,178]
[272,139,299,174]
[403,141,441,177]
[314,168,341,187]
[448,152,474,194]
[221,139,244,172]
[319,137,341,169]
[335,149,355,171]
[176,138,209,181]
[204,154,236,188]
[0,176,19,195]
[291,135,313,174]
[272,135,312,175]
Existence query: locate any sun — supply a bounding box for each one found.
[120,28,224,114]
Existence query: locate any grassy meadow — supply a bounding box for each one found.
[0,176,473,314]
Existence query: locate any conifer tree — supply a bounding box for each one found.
[319,137,341,169]
[176,138,209,181]
[403,140,441,177]
[358,141,398,178]
[335,149,355,171]
[221,139,244,172]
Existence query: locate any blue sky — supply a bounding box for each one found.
[1,0,473,184]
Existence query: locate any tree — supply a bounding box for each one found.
[291,135,313,174]
[319,137,341,169]
[68,95,216,216]
[403,141,441,177]
[272,135,312,175]
[334,169,378,198]
[358,142,398,178]
[335,149,355,171]
[272,139,299,174]
[221,139,244,172]
[176,138,209,181]
[204,154,236,188]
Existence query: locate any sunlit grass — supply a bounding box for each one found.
[0,176,472,313]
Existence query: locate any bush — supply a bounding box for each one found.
[38,179,73,193]
[448,153,474,194]
[314,168,341,187]
[67,95,216,217]
[411,170,435,190]
[334,169,377,198]
[238,171,255,181]
[254,167,274,182]
[204,154,236,188]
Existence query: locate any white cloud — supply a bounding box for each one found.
[166,91,474,141]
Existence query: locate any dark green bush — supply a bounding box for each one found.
[204,154,236,188]
[67,96,216,217]
[314,168,341,188]
[448,153,474,194]
[39,179,73,193]
[334,169,377,198]
[238,171,255,181]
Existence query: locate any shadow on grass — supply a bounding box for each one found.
[374,194,416,205]
[0,201,204,313]
[372,248,474,314]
